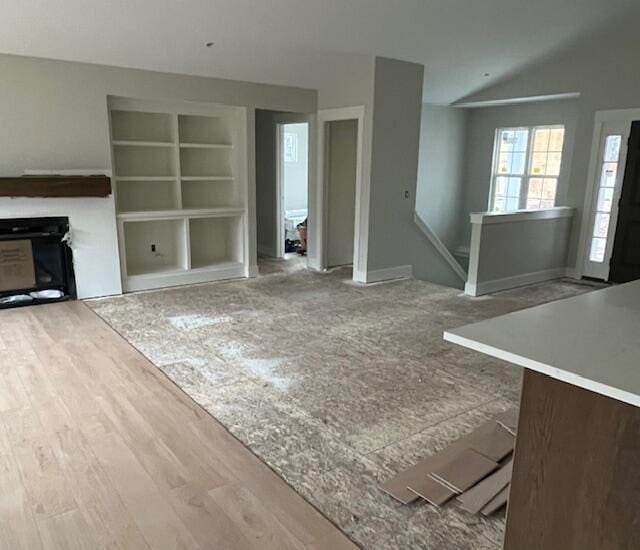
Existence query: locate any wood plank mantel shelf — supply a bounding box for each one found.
[0,175,111,198]
[444,281,640,550]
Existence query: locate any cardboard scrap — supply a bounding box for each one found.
[407,476,457,507]
[0,240,35,292]
[457,458,513,514]
[480,484,510,516]
[380,414,517,510]
[428,448,499,493]
[494,408,519,436]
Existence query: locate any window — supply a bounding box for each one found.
[490,125,565,212]
[588,134,622,263]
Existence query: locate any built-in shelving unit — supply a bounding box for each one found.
[108,97,248,292]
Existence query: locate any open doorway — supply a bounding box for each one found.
[255,109,310,275]
[278,122,309,259]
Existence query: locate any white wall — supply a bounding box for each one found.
[415,104,469,249]
[458,98,579,245]
[283,123,308,212]
[0,53,316,297]
[0,197,118,300]
[456,16,640,270]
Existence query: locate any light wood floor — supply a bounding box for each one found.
[0,301,356,550]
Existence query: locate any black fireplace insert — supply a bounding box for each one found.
[0,217,76,309]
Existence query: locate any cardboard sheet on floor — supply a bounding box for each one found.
[0,240,35,292]
[481,484,509,516]
[428,448,499,493]
[494,408,519,436]
[471,422,514,461]
[457,458,513,514]
[380,419,514,504]
[406,475,457,507]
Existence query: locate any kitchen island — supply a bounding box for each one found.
[444,281,640,550]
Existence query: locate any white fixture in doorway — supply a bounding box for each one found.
[578,109,640,280]
[314,106,367,281]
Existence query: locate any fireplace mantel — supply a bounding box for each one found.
[0,175,111,198]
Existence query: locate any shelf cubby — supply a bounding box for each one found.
[111,110,174,143]
[123,219,187,276]
[182,180,238,210]
[179,147,232,179]
[113,145,176,178]
[178,114,232,145]
[189,216,242,269]
[116,180,180,212]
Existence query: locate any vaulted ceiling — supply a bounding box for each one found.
[1,0,637,103]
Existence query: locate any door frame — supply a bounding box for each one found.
[312,106,367,279]
[274,113,310,258]
[577,108,640,280]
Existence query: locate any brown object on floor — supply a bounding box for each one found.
[480,484,509,516]
[0,175,111,198]
[504,370,640,550]
[457,458,513,514]
[380,419,514,504]
[428,448,499,493]
[0,239,35,292]
[406,476,457,507]
[470,422,515,462]
[0,302,355,549]
[494,408,519,435]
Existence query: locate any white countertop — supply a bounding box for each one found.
[444,281,640,407]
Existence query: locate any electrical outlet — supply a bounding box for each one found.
[404,190,410,199]
[151,244,156,252]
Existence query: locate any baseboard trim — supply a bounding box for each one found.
[465,267,568,296]
[360,264,413,284]
[247,265,259,278]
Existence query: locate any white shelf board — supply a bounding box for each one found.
[118,207,245,221]
[116,176,177,182]
[179,143,233,150]
[181,176,234,181]
[126,265,187,278]
[113,140,175,148]
[124,261,245,292]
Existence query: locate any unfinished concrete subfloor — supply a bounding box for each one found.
[88,262,600,549]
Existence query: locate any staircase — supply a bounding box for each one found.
[413,212,467,288]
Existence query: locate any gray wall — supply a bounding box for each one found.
[364,57,464,288]
[415,104,469,249]
[459,98,579,245]
[366,57,424,271]
[456,15,640,270]
[467,212,574,295]
[326,119,357,267]
[255,110,281,257]
[0,53,316,296]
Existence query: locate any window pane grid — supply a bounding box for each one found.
[588,134,622,263]
[491,126,564,212]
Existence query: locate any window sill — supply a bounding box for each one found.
[470,206,575,225]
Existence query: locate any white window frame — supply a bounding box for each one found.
[577,109,640,281]
[488,124,565,212]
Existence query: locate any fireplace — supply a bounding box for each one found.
[0,217,76,308]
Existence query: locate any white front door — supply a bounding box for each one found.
[583,121,631,280]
